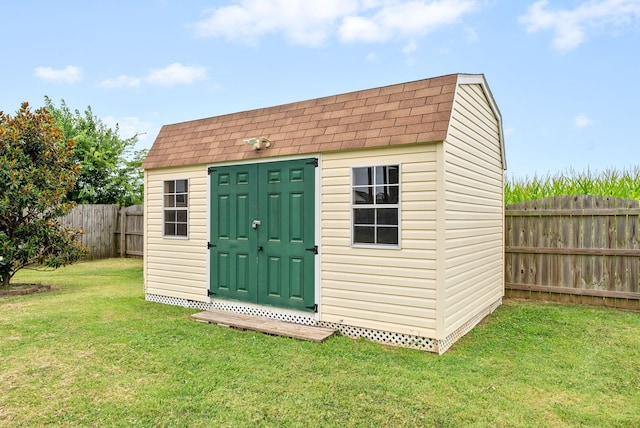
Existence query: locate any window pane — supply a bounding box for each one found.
[377,227,398,245]
[175,179,188,193]
[352,165,400,247]
[353,167,373,186]
[163,179,188,237]
[354,226,375,244]
[175,194,187,207]
[354,208,375,224]
[353,186,373,204]
[375,165,399,185]
[164,223,175,236]
[177,224,187,236]
[377,208,398,225]
[375,166,387,185]
[375,185,399,204]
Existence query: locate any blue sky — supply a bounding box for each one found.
[2,0,639,179]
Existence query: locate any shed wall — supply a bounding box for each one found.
[144,165,209,301]
[320,144,439,337]
[443,83,504,336]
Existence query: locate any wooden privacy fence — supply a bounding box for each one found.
[505,195,640,309]
[117,205,144,258]
[59,204,143,259]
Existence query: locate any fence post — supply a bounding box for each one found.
[120,207,126,258]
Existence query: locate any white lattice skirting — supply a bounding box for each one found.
[319,298,501,354]
[146,294,501,354]
[145,294,318,326]
[434,298,502,354]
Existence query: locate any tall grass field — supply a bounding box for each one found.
[505,166,640,205]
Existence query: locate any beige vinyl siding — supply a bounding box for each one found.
[321,144,439,336]
[442,83,504,336]
[144,165,209,301]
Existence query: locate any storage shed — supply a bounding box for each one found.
[142,73,506,353]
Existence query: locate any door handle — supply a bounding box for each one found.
[252,220,261,229]
[257,245,263,252]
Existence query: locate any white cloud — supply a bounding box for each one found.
[34,65,83,84]
[98,75,141,89]
[144,63,207,87]
[465,26,479,42]
[365,51,380,62]
[98,63,207,90]
[519,0,640,52]
[193,0,359,45]
[193,0,478,46]
[402,39,419,54]
[104,116,156,146]
[575,114,592,128]
[340,0,477,42]
[340,15,386,42]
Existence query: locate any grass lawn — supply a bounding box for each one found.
[1,259,639,427]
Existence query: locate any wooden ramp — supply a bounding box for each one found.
[191,310,336,343]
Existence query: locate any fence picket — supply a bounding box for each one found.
[59,204,143,260]
[505,196,640,307]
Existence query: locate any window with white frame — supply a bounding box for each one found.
[352,165,399,246]
[163,179,188,237]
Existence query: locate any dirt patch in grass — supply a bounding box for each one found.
[0,283,54,297]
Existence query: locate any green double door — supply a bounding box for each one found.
[209,159,316,312]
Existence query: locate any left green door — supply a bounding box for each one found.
[209,164,258,303]
[209,159,316,312]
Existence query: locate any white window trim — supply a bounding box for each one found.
[163,178,189,239]
[350,164,401,249]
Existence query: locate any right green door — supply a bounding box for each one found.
[209,158,316,312]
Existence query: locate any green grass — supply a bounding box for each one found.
[505,166,640,205]
[2,259,639,427]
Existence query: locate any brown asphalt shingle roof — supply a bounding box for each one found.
[142,73,459,170]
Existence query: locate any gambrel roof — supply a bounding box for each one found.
[142,73,504,170]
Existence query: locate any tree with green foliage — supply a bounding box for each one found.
[44,97,147,206]
[0,103,87,288]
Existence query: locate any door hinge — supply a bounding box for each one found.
[306,158,318,167]
[305,245,318,254]
[207,167,217,175]
[208,289,216,296]
[207,242,216,249]
[305,304,318,312]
